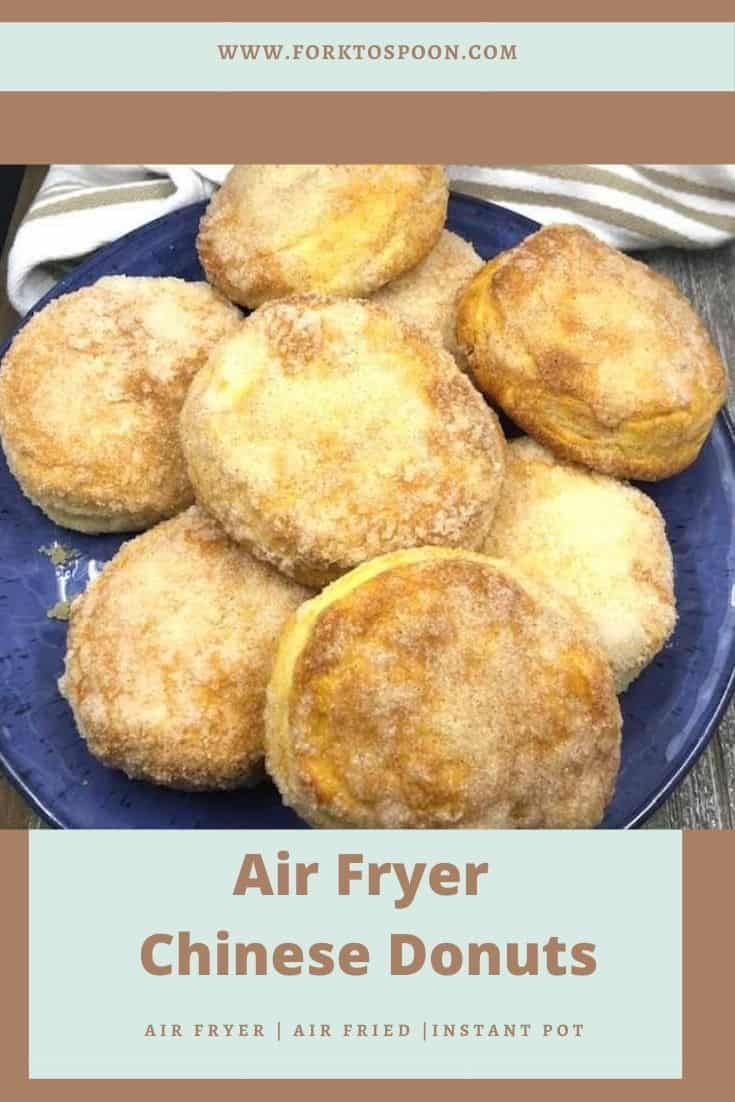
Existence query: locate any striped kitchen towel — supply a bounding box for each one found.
[7,163,735,315]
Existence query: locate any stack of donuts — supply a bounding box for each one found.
[0,165,727,828]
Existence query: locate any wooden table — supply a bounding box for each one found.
[1,168,734,829]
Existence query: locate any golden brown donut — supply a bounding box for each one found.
[59,507,309,790]
[0,276,241,532]
[483,438,676,691]
[180,296,506,587]
[197,164,448,308]
[371,229,483,368]
[265,547,622,829]
[456,225,727,480]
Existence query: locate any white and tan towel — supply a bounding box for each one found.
[7,163,735,316]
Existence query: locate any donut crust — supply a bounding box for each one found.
[0,276,241,532]
[197,164,448,308]
[484,438,676,691]
[265,547,622,829]
[180,296,506,587]
[456,225,727,480]
[59,507,309,790]
[371,229,483,368]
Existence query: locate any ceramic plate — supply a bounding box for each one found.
[1,194,734,828]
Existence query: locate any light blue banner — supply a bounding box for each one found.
[29,830,682,1079]
[0,22,733,92]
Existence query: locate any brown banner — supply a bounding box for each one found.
[2,1,733,21]
[0,831,732,1099]
[1,92,733,163]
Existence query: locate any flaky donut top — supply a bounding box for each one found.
[266,548,622,829]
[61,506,308,788]
[197,164,448,306]
[460,224,727,428]
[371,229,483,362]
[181,296,505,586]
[484,438,676,691]
[0,276,241,520]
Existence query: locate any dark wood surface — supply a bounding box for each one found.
[1,168,734,829]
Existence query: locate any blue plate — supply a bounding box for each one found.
[1,193,734,829]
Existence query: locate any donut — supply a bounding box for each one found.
[265,547,622,829]
[371,229,483,368]
[59,506,309,789]
[456,224,727,479]
[483,438,676,691]
[197,164,448,308]
[180,296,506,587]
[0,276,241,532]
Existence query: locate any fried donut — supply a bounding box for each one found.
[372,229,483,368]
[0,276,241,533]
[265,547,622,829]
[484,438,676,691]
[456,225,727,480]
[59,507,309,790]
[180,296,506,587]
[197,164,448,308]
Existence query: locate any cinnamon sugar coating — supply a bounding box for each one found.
[197,164,448,308]
[457,225,727,480]
[266,548,622,829]
[60,507,309,790]
[372,230,483,369]
[484,439,676,692]
[180,296,506,587]
[0,276,241,532]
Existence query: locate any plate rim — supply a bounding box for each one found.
[1,196,734,830]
